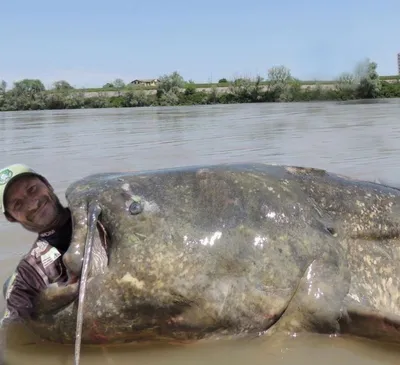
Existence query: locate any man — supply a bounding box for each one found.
[0,164,109,363]
[0,163,110,320]
[0,163,78,326]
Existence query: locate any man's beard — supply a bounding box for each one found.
[26,195,50,223]
[22,195,67,234]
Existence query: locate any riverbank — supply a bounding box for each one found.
[1,64,399,111]
[76,75,400,94]
[1,79,399,112]
[79,77,400,98]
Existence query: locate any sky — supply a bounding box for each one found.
[1,0,399,88]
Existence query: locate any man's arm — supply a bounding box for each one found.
[2,274,33,324]
[0,263,44,365]
[0,261,80,364]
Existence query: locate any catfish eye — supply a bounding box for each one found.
[129,196,143,215]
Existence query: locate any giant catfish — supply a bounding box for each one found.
[12,163,400,346]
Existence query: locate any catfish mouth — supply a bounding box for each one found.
[155,305,286,341]
[88,212,112,275]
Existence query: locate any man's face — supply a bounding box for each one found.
[4,175,62,232]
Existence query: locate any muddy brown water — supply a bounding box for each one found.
[1,101,400,364]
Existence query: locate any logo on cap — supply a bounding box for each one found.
[0,169,13,186]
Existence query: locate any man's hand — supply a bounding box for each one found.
[67,271,79,285]
[34,282,79,316]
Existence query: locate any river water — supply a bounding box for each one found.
[0,100,400,364]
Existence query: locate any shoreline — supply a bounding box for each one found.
[81,84,338,98]
[1,73,399,112]
[70,75,400,97]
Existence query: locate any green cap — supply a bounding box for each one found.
[0,164,40,213]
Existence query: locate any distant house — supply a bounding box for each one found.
[129,79,160,86]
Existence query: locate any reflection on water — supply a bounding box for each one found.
[4,329,400,365]
[1,100,400,364]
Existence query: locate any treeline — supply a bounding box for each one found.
[1,59,400,112]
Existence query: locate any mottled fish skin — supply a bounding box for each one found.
[23,163,400,345]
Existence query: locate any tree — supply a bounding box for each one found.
[334,72,356,99]
[334,59,382,100]
[53,80,74,91]
[156,71,185,97]
[336,72,355,87]
[0,80,6,93]
[112,78,126,96]
[113,78,125,89]
[268,66,292,85]
[13,79,45,96]
[218,78,228,83]
[267,66,293,101]
[14,79,45,93]
[354,58,381,99]
[228,75,264,102]
[184,80,197,96]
